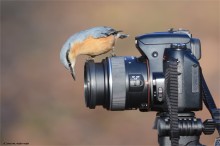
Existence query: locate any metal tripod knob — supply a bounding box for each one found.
[203,119,215,135]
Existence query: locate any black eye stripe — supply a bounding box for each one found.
[66,43,74,78]
[66,50,71,66]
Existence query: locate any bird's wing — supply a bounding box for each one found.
[86,26,119,39]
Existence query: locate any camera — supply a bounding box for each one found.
[83,29,220,145]
[84,29,202,112]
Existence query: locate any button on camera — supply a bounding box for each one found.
[171,43,187,49]
[129,74,144,92]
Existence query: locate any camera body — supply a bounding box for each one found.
[135,29,202,112]
[84,29,202,112]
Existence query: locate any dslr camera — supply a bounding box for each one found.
[83,29,219,146]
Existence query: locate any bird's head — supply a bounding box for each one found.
[60,43,76,80]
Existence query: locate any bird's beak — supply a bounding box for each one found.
[66,50,76,80]
[69,64,76,80]
[71,72,76,80]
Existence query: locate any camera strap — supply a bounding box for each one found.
[201,70,220,135]
[165,58,179,146]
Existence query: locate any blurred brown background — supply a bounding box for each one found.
[1,0,219,145]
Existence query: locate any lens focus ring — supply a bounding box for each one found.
[108,57,126,110]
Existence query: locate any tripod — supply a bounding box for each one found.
[153,74,219,146]
[155,112,217,146]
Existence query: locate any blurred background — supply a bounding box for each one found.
[1,0,219,145]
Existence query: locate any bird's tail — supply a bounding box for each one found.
[116,32,129,39]
[119,34,129,39]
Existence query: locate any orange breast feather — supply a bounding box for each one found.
[70,35,114,59]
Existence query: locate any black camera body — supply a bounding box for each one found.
[136,29,202,112]
[84,29,202,112]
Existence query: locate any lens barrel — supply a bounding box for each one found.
[84,60,109,109]
[84,56,149,111]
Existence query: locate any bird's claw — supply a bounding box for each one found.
[111,52,116,57]
[86,56,95,61]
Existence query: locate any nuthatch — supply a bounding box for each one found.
[60,26,129,80]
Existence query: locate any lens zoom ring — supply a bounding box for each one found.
[109,57,126,110]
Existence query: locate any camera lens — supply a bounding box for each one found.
[84,60,109,109]
[84,56,149,110]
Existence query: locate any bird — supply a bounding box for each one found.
[60,26,129,80]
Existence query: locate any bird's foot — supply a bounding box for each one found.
[111,46,116,57]
[111,52,116,57]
